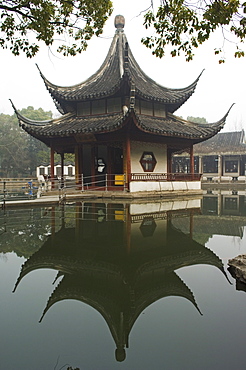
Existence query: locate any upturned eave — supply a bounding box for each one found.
[36,28,204,114]
[12,102,233,145]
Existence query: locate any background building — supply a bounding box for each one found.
[173,130,246,181]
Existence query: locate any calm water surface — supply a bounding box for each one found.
[1,194,246,370]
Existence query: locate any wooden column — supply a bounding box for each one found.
[107,146,112,186]
[75,145,79,184]
[190,145,194,179]
[80,146,83,185]
[199,155,203,175]
[60,153,64,188]
[167,149,173,179]
[75,145,82,187]
[50,147,55,189]
[91,145,96,187]
[218,154,222,179]
[125,135,131,187]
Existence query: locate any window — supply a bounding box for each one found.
[39,167,45,176]
[56,166,61,177]
[141,101,153,116]
[172,156,199,173]
[203,156,218,173]
[77,101,90,116]
[107,97,121,113]
[225,160,238,173]
[91,99,106,115]
[154,102,166,117]
[172,157,190,173]
[224,197,238,210]
[68,166,73,176]
[140,152,157,172]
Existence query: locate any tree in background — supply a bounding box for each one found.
[187,116,208,124]
[0,0,113,57]
[0,107,53,177]
[0,112,28,177]
[19,106,52,175]
[142,0,245,62]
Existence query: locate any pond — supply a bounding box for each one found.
[1,193,246,370]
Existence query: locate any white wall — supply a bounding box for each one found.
[130,141,167,173]
[129,181,201,193]
[36,165,75,181]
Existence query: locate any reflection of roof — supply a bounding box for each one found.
[13,218,226,290]
[38,269,199,358]
[13,213,229,362]
[194,130,246,155]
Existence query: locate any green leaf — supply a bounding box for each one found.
[0,0,113,57]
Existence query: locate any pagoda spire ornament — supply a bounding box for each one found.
[114,15,125,29]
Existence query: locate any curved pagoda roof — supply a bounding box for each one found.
[13,106,233,147]
[36,15,203,114]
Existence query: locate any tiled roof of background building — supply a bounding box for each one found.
[194,130,246,154]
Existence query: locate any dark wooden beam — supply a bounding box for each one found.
[61,152,64,188]
[50,147,55,189]
[190,145,194,176]
[125,134,131,187]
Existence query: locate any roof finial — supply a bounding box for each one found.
[115,15,125,29]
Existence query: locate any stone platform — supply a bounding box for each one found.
[1,189,203,209]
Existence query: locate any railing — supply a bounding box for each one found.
[202,175,246,183]
[0,204,127,236]
[51,172,201,200]
[0,173,202,205]
[130,173,202,181]
[0,179,39,207]
[39,174,127,200]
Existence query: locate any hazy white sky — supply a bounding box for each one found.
[1,0,246,132]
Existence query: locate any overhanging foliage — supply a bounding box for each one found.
[0,0,113,57]
[142,0,246,62]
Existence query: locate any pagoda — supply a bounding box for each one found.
[12,15,232,193]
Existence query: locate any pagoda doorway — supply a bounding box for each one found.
[81,144,123,189]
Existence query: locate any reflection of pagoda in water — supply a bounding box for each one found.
[13,201,228,361]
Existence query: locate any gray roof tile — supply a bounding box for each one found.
[38,29,202,113]
[17,109,228,142]
[194,130,246,154]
